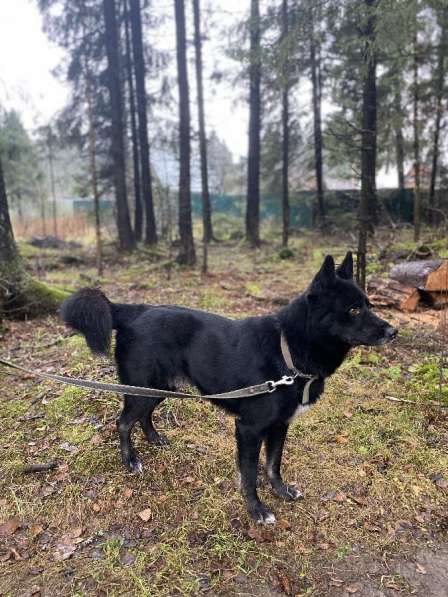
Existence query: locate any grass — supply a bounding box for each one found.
[0,230,447,596]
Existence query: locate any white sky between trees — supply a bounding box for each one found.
[0,0,397,187]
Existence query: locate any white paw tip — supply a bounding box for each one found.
[262,512,276,525]
[289,487,303,499]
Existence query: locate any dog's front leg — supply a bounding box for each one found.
[265,422,303,501]
[235,421,275,524]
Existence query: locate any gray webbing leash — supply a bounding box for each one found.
[0,333,317,403]
[280,332,318,405]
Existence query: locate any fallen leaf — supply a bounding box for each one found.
[335,434,348,445]
[345,584,360,594]
[54,535,76,561]
[138,508,152,522]
[348,495,368,507]
[123,487,133,499]
[277,571,292,595]
[435,478,448,490]
[363,522,381,533]
[9,547,23,561]
[277,519,292,530]
[321,490,346,503]
[247,526,274,543]
[343,411,353,418]
[0,517,21,537]
[416,563,426,575]
[39,485,55,498]
[30,524,44,538]
[20,585,40,597]
[92,503,101,513]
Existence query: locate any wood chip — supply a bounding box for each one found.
[138,508,152,522]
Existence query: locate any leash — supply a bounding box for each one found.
[0,333,317,403]
[280,332,318,405]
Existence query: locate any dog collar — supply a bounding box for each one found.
[280,331,318,405]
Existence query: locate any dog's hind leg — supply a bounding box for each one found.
[139,397,170,446]
[235,420,275,524]
[264,423,303,501]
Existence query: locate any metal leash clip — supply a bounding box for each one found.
[266,375,295,392]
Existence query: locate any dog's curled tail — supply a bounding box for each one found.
[60,288,113,355]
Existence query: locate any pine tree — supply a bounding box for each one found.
[246,0,261,248]
[193,0,213,266]
[124,0,143,241]
[281,0,290,247]
[308,0,325,226]
[357,0,378,290]
[103,0,135,251]
[174,0,196,265]
[129,0,157,245]
[428,4,447,223]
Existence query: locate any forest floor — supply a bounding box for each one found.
[0,229,447,596]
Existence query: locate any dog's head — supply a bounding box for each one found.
[306,252,397,347]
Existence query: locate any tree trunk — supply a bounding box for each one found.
[192,0,213,273]
[0,155,22,315]
[103,0,135,251]
[47,128,57,238]
[129,0,157,245]
[0,157,19,268]
[393,86,405,191]
[174,0,196,265]
[245,0,261,248]
[281,0,290,248]
[412,28,421,242]
[85,62,103,278]
[357,0,377,290]
[0,157,68,317]
[124,0,143,242]
[429,15,446,225]
[309,1,325,227]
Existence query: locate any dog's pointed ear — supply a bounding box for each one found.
[336,251,354,280]
[311,255,336,292]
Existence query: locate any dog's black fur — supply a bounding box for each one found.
[60,252,397,523]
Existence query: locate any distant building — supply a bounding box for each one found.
[404,164,433,188]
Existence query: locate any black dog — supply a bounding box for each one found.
[60,252,397,523]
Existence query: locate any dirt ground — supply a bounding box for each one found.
[1,231,447,596]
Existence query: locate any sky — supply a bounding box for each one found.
[0,0,68,129]
[0,0,397,186]
[0,0,249,155]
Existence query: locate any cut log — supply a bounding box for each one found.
[389,260,443,288]
[367,278,420,311]
[426,260,448,291]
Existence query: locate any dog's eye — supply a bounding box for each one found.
[349,307,362,317]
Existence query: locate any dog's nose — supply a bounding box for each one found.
[384,326,398,340]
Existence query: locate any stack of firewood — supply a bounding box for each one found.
[368,259,448,312]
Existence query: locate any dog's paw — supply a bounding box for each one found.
[273,483,303,501]
[126,454,143,474]
[147,432,170,447]
[249,503,276,525]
